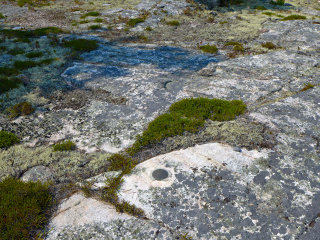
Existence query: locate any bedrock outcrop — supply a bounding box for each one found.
[1,0,320,239]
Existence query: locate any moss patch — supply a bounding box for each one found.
[199,44,218,54]
[281,15,306,21]
[0,131,20,149]
[4,101,35,119]
[127,98,246,155]
[53,140,76,152]
[0,176,52,240]
[62,38,99,52]
[0,76,22,94]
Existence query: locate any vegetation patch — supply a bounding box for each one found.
[13,59,55,70]
[126,18,145,27]
[62,38,99,52]
[199,44,218,54]
[94,18,104,23]
[0,27,63,40]
[80,11,101,19]
[261,42,276,49]
[300,83,314,92]
[270,0,285,5]
[53,140,76,152]
[7,47,25,56]
[79,20,90,24]
[88,25,102,30]
[0,177,52,240]
[224,42,244,51]
[262,11,275,16]
[166,20,180,26]
[0,131,20,149]
[127,98,246,155]
[0,76,22,94]
[4,102,34,119]
[255,6,267,10]
[25,51,44,58]
[108,153,137,175]
[281,15,306,21]
[145,26,153,31]
[101,174,145,217]
[0,13,5,19]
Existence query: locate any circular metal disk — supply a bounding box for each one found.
[152,169,169,180]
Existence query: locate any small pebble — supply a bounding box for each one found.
[233,147,242,152]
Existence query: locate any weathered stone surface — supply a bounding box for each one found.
[1,0,320,239]
[20,165,54,183]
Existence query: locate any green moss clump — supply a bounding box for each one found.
[233,44,244,51]
[88,24,102,30]
[0,76,22,94]
[168,98,246,121]
[53,140,76,152]
[62,38,99,52]
[0,177,52,240]
[0,13,5,19]
[224,42,244,51]
[80,11,101,19]
[7,47,25,56]
[145,26,153,31]
[126,18,145,27]
[79,20,90,24]
[0,46,6,51]
[33,27,64,36]
[261,42,276,49]
[13,60,38,70]
[25,51,43,58]
[108,153,137,174]
[0,131,19,148]
[94,18,103,23]
[281,15,306,21]
[166,20,180,26]
[4,102,34,119]
[270,0,285,5]
[199,44,218,54]
[127,98,246,155]
[0,27,63,40]
[255,6,267,10]
[262,11,275,16]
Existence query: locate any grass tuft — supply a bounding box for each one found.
[0,177,52,240]
[53,140,76,152]
[0,131,20,148]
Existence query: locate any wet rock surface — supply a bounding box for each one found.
[1,0,320,239]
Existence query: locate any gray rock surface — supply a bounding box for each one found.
[1,0,320,239]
